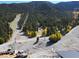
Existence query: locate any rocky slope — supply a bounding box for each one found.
[53,26,79,51]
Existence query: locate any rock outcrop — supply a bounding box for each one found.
[53,26,79,51]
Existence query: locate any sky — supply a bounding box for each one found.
[0,0,79,4]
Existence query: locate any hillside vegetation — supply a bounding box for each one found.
[0,1,79,44]
[18,1,72,37]
[0,12,16,44]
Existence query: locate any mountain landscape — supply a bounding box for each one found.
[0,1,79,58]
[56,1,79,11]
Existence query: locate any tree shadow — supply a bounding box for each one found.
[33,37,39,45]
[46,40,55,46]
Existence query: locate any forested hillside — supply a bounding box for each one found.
[0,12,16,44]
[18,1,72,37]
[0,1,79,44]
[56,1,79,11]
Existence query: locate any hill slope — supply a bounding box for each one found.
[18,1,71,36]
[53,26,79,51]
[56,1,79,11]
[0,1,75,44]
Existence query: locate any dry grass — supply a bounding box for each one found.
[0,55,16,58]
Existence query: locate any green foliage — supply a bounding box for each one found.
[0,37,5,44]
[66,24,72,33]
[17,1,72,37]
[26,31,36,38]
[0,1,76,44]
[42,27,48,36]
[0,12,16,44]
[49,31,63,43]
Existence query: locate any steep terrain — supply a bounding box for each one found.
[0,13,57,58]
[0,12,16,44]
[56,1,79,11]
[0,1,71,44]
[0,1,79,58]
[53,26,79,51]
[0,1,78,44]
[18,1,71,36]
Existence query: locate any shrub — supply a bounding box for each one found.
[66,25,72,33]
[56,31,63,39]
[27,31,36,38]
[42,27,48,36]
[49,31,63,43]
